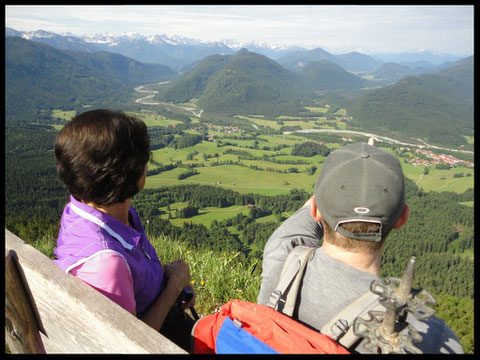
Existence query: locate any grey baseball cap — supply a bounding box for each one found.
[314,142,405,242]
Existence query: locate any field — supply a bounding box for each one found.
[49,108,473,197]
[134,108,474,227]
[128,111,184,127]
[8,102,472,353]
[145,165,318,196]
[52,109,76,121]
[401,162,474,194]
[166,203,251,227]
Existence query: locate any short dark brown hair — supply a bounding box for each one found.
[322,219,390,254]
[55,109,151,206]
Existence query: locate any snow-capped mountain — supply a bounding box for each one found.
[6,28,100,52]
[5,27,464,72]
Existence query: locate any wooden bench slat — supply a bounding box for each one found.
[5,229,187,354]
[5,250,46,353]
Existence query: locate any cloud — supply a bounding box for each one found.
[5,5,473,54]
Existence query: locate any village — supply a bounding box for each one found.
[141,110,473,168]
[400,147,474,168]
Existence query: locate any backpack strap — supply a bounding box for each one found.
[267,245,384,350]
[321,289,383,348]
[267,245,317,317]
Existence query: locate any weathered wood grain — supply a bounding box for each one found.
[5,250,46,353]
[5,229,187,354]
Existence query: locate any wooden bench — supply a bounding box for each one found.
[5,229,187,354]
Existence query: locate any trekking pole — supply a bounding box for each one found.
[354,298,422,353]
[397,256,415,299]
[353,256,437,353]
[370,256,437,322]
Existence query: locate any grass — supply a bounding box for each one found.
[52,109,76,121]
[304,106,329,113]
[463,135,474,145]
[258,134,304,146]
[127,111,183,127]
[419,168,473,193]
[233,115,324,131]
[167,205,251,227]
[149,234,262,316]
[145,164,317,196]
[401,161,474,194]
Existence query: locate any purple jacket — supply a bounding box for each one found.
[54,195,166,318]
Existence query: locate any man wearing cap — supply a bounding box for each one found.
[257,141,464,354]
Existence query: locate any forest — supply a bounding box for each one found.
[4,31,475,353]
[4,91,474,354]
[5,119,474,353]
[5,117,474,302]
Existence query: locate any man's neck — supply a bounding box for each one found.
[85,199,132,227]
[322,240,382,276]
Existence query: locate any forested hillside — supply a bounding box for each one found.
[298,60,370,90]
[157,54,230,103]
[4,33,473,353]
[277,47,382,73]
[5,36,178,123]
[370,62,419,83]
[156,48,314,116]
[348,56,473,147]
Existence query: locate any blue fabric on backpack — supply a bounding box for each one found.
[215,317,279,354]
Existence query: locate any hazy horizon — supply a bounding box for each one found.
[5,5,474,56]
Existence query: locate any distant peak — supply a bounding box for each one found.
[235,48,251,55]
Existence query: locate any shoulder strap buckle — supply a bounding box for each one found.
[267,290,284,309]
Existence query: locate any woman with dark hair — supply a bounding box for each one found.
[53,109,196,350]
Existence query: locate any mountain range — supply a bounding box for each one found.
[156,48,314,115]
[349,55,473,146]
[276,47,384,73]
[5,36,177,122]
[297,60,370,90]
[5,29,473,147]
[6,27,463,76]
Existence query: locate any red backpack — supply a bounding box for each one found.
[191,298,350,354]
[191,247,435,354]
[191,246,354,354]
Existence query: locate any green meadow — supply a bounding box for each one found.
[304,106,329,113]
[167,204,251,227]
[420,168,474,193]
[145,164,317,196]
[133,108,474,229]
[401,162,474,194]
[52,109,76,121]
[234,115,324,131]
[128,111,184,127]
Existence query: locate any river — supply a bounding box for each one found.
[134,81,203,118]
[134,84,471,155]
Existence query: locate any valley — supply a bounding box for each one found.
[4,32,474,353]
[135,83,203,117]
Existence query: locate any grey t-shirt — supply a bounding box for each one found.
[257,205,464,354]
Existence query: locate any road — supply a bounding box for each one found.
[134,84,471,155]
[293,128,473,155]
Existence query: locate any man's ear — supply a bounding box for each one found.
[393,204,409,229]
[310,195,323,222]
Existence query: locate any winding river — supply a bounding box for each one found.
[134,81,203,118]
[134,83,471,155]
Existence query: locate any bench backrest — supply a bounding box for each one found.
[5,229,187,354]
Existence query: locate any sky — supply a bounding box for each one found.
[5,5,474,56]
